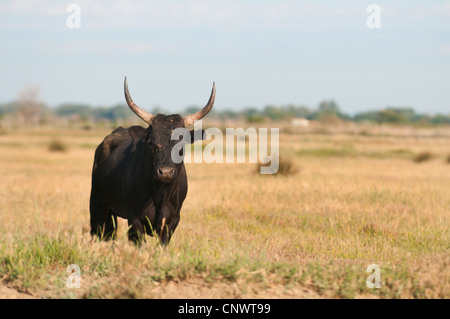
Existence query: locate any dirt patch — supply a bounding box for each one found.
[0,284,35,299]
[1,279,323,299]
[148,280,323,299]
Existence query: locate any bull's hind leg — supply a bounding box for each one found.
[103,209,118,240]
[90,197,117,240]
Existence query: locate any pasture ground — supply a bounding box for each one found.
[0,124,449,299]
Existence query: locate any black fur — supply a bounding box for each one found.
[89,114,202,246]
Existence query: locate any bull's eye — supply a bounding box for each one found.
[179,146,184,157]
[149,142,158,152]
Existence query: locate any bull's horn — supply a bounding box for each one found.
[124,76,155,125]
[183,82,215,127]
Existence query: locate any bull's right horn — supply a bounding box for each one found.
[124,76,155,125]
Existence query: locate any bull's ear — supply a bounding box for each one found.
[188,129,206,144]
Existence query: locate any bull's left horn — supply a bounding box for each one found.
[183,82,215,127]
[124,76,155,125]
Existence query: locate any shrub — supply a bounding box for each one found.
[257,156,299,176]
[48,138,67,152]
[413,151,432,163]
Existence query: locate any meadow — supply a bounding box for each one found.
[0,123,449,298]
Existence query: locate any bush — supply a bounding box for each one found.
[48,138,67,152]
[413,151,432,163]
[257,156,299,176]
[446,154,450,164]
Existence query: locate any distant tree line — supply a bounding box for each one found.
[185,100,449,125]
[54,103,131,121]
[180,100,345,123]
[0,96,449,127]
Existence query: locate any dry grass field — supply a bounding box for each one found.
[0,124,449,299]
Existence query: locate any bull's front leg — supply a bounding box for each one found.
[156,204,180,246]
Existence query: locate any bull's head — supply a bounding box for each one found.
[124,77,215,183]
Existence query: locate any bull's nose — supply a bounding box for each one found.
[157,166,176,181]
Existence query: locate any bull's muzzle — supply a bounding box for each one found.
[157,166,176,182]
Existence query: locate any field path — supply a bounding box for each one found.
[0,284,35,299]
[148,280,323,298]
[0,280,323,299]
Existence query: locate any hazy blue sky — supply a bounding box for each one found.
[1,0,449,114]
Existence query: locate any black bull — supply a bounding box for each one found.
[89,77,215,245]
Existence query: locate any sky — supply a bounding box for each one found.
[1,0,449,115]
